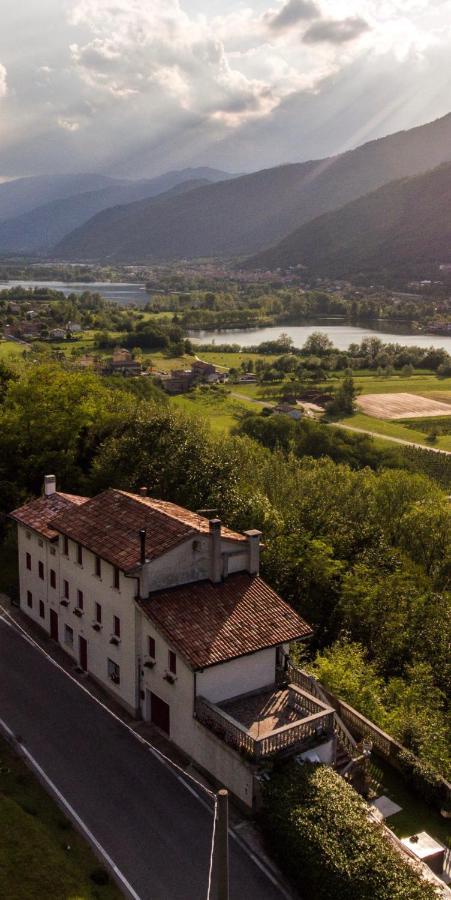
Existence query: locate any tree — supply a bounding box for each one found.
[302,332,334,356]
[326,372,358,417]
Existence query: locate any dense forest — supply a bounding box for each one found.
[0,361,449,783]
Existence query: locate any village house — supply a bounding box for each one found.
[104,347,142,376]
[273,403,303,421]
[11,478,347,807]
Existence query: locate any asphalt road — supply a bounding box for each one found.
[0,617,288,900]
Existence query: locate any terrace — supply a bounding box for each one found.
[195,683,335,761]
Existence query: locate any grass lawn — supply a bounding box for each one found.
[370,757,450,847]
[0,737,122,900]
[196,350,278,370]
[339,412,451,451]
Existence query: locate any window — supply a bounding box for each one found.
[113,615,121,638]
[113,567,120,590]
[63,579,69,599]
[148,636,156,658]
[38,561,44,580]
[38,538,43,548]
[95,556,101,578]
[50,546,56,556]
[50,569,56,589]
[95,602,102,624]
[39,600,45,619]
[107,658,120,684]
[63,535,69,556]
[168,651,177,675]
[77,589,84,611]
[77,544,83,565]
[27,590,32,609]
[26,552,31,571]
[26,531,31,540]
[64,625,74,647]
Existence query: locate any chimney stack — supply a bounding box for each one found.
[44,475,56,497]
[139,528,147,565]
[244,529,262,576]
[139,486,148,497]
[209,518,222,583]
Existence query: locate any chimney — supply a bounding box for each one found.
[139,528,147,565]
[244,529,262,576]
[139,486,148,497]
[209,518,222,583]
[44,475,56,497]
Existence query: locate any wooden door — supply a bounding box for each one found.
[49,609,58,641]
[79,636,88,671]
[150,692,170,735]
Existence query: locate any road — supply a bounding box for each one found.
[0,616,288,900]
[333,421,451,454]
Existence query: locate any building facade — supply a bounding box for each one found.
[11,478,339,807]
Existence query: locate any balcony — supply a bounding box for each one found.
[195,683,335,761]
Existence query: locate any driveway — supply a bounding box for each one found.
[0,616,290,900]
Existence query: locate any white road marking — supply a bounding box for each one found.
[0,713,142,900]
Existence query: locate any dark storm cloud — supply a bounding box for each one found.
[303,17,370,45]
[268,0,319,31]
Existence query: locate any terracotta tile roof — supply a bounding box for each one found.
[42,489,182,570]
[45,489,245,572]
[139,574,312,669]
[117,492,245,542]
[10,492,88,540]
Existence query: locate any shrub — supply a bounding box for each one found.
[262,762,438,900]
[90,868,110,886]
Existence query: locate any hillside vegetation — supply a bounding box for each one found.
[54,112,451,261]
[250,161,451,276]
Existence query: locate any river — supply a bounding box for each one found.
[189,323,451,353]
[0,280,149,306]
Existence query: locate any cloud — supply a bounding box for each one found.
[303,17,370,45]
[0,64,7,98]
[267,0,319,31]
[57,117,80,132]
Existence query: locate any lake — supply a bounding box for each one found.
[0,280,149,306]
[189,323,451,353]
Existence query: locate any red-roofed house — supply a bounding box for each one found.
[11,476,339,807]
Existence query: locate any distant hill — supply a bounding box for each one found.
[248,161,451,275]
[54,112,451,262]
[0,168,232,254]
[0,174,121,223]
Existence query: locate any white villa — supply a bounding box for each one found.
[11,476,350,807]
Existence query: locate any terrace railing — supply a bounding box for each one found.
[287,662,359,760]
[195,687,335,761]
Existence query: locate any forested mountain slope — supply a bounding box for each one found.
[248,161,451,275]
[54,112,451,261]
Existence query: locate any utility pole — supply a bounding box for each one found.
[217,788,229,900]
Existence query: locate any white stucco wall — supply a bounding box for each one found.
[197,647,277,704]
[140,536,250,595]
[17,525,140,714]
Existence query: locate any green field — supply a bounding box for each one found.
[352,372,451,395]
[0,737,121,900]
[0,341,30,363]
[171,387,258,432]
[339,412,451,451]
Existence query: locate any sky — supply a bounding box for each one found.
[1,0,451,180]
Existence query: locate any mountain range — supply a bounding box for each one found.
[53,112,451,264]
[0,168,233,254]
[248,161,451,276]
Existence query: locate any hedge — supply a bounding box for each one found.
[398,749,449,809]
[262,763,438,900]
